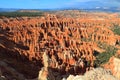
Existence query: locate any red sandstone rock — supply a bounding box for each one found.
[104,57,120,79]
[0,13,120,79]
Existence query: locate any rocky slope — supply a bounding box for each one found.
[104,56,120,79]
[0,11,120,79]
[66,68,118,80]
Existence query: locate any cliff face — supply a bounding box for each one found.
[104,57,120,79]
[0,12,120,79]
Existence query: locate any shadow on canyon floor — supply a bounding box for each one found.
[0,27,43,79]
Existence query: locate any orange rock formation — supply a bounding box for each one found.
[0,12,120,79]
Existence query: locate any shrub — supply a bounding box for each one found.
[94,45,117,67]
[112,24,120,35]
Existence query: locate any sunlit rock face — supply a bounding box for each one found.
[66,68,118,80]
[0,12,120,79]
[104,57,120,79]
